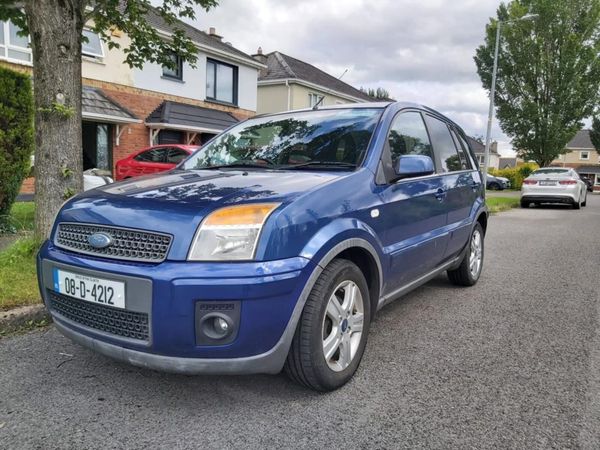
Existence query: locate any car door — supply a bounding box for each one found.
[424,115,481,259]
[376,110,450,292]
[133,147,169,175]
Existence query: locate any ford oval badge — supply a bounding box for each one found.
[88,232,113,249]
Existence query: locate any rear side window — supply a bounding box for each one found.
[449,128,473,170]
[426,116,462,173]
[135,148,166,163]
[387,112,433,167]
[166,148,189,164]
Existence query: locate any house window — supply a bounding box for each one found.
[476,154,485,165]
[82,29,104,58]
[206,59,238,105]
[0,20,32,63]
[162,52,183,80]
[309,93,324,108]
[580,151,590,160]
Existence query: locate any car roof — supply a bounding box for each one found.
[253,101,465,133]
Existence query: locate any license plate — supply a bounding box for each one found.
[53,268,125,309]
[539,181,556,186]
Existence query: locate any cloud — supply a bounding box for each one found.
[183,0,515,155]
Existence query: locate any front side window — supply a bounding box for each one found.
[82,29,104,58]
[0,20,32,63]
[135,148,166,163]
[387,111,433,167]
[426,116,463,172]
[166,148,189,164]
[309,93,325,108]
[162,52,183,80]
[206,59,237,104]
[183,108,383,170]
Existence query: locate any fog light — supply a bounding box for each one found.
[214,317,230,335]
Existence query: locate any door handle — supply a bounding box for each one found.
[470,181,479,191]
[435,188,447,201]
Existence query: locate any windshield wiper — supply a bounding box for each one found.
[281,161,357,170]
[200,162,274,170]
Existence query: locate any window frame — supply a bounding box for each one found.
[0,20,32,64]
[206,58,238,105]
[162,52,183,81]
[81,28,105,59]
[580,150,590,161]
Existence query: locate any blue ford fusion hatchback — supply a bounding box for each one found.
[38,102,487,391]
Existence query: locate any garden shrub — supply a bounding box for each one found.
[0,67,34,233]
[489,162,538,189]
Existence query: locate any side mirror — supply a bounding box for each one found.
[393,155,435,181]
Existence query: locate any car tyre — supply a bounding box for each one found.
[582,192,587,207]
[488,182,500,190]
[284,259,371,391]
[447,223,484,287]
[520,200,530,208]
[573,196,581,209]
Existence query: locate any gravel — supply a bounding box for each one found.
[1,196,599,449]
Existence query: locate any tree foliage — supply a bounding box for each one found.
[360,87,395,101]
[590,116,600,153]
[474,0,600,167]
[0,0,219,239]
[0,67,34,232]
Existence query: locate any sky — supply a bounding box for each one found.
[184,0,514,155]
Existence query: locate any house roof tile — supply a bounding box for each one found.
[82,87,138,122]
[566,130,594,149]
[259,51,372,101]
[145,101,238,132]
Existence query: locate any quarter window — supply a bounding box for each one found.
[387,111,433,167]
[206,59,238,104]
[426,116,463,172]
[166,148,189,164]
[0,20,32,63]
[162,52,183,80]
[82,29,104,58]
[449,128,473,170]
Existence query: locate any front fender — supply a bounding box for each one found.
[299,218,385,288]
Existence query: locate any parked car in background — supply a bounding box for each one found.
[38,103,488,391]
[521,168,587,209]
[115,144,199,180]
[83,169,113,191]
[486,174,510,190]
[581,176,594,192]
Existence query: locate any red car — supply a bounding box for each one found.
[115,144,200,181]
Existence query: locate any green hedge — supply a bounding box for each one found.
[0,67,34,233]
[489,163,538,189]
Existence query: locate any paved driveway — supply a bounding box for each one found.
[1,197,599,449]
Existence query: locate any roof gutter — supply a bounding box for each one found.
[258,78,369,104]
[82,112,142,124]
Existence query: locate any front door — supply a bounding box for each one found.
[377,110,449,294]
[82,122,112,171]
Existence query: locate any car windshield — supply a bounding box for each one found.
[182,108,383,171]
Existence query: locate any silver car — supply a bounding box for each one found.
[521,168,588,209]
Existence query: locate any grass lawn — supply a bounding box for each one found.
[0,237,40,310]
[486,196,520,213]
[0,203,39,310]
[7,201,35,232]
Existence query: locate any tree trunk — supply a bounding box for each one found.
[25,0,84,241]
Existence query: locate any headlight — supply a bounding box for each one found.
[188,203,280,261]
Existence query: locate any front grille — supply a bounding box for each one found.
[55,223,172,263]
[48,290,150,342]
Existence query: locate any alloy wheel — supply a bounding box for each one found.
[322,280,365,372]
[469,229,483,278]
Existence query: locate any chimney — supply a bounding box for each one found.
[252,46,267,65]
[208,27,223,41]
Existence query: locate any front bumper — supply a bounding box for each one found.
[38,241,318,374]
